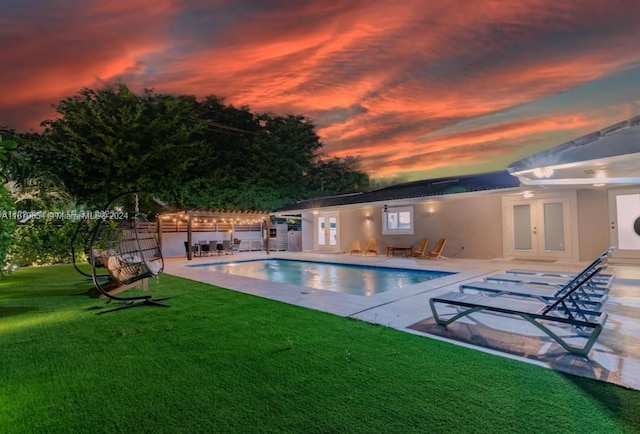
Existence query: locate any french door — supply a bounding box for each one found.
[316,213,339,251]
[502,192,576,260]
[608,189,640,260]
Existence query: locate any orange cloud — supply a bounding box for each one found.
[2,0,640,180]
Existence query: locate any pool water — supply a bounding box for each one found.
[191,258,454,297]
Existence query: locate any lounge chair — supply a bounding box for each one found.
[430,265,609,356]
[494,247,615,290]
[428,238,447,260]
[504,247,614,281]
[365,238,378,256]
[350,240,362,255]
[413,238,429,258]
[460,266,609,310]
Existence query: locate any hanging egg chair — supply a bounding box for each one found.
[71,216,109,279]
[87,192,170,314]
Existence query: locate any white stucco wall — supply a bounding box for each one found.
[333,195,505,259]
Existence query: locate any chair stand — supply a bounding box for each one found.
[91,296,172,315]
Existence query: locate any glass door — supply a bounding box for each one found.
[608,189,640,259]
[503,192,575,260]
[316,213,338,250]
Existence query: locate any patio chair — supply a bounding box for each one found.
[430,265,609,356]
[350,240,362,255]
[198,240,210,256]
[427,238,447,260]
[484,273,611,291]
[231,238,241,254]
[413,238,429,258]
[222,240,232,254]
[365,238,378,256]
[184,241,197,258]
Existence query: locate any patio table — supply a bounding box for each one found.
[386,246,412,257]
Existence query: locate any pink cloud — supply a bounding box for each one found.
[2,0,640,180]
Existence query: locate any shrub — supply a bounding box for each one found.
[0,185,17,275]
[9,217,85,266]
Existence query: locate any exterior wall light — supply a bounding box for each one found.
[533,167,554,178]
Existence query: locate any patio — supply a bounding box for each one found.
[165,252,640,391]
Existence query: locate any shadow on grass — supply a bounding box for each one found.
[0,305,38,318]
[0,282,95,299]
[561,373,640,432]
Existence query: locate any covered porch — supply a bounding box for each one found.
[158,209,271,259]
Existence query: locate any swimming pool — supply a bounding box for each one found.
[190,258,454,296]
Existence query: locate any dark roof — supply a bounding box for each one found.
[508,115,640,173]
[275,170,520,212]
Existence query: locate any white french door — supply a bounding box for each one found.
[503,192,576,260]
[608,189,640,260]
[315,213,339,251]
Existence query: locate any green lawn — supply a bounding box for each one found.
[1,265,639,433]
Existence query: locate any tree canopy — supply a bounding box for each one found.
[34,84,369,210]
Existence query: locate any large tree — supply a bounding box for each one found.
[37,84,369,211]
[42,85,208,207]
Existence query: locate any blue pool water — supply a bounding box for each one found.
[190,259,454,297]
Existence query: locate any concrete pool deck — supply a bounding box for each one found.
[164,252,640,391]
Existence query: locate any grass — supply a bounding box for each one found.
[1,265,640,433]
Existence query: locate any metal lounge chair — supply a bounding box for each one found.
[462,247,615,307]
[484,273,612,291]
[430,266,609,356]
[230,238,241,254]
[503,247,615,285]
[460,266,609,310]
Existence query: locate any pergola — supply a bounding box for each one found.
[157,209,272,260]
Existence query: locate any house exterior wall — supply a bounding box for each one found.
[311,195,505,259]
[294,188,624,261]
[418,196,504,259]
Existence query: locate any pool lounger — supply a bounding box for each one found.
[460,281,608,309]
[503,247,615,289]
[485,273,611,291]
[464,264,608,308]
[503,269,613,287]
[429,291,608,356]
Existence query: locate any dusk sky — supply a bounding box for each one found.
[1,0,640,181]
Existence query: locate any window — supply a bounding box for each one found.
[382,206,414,234]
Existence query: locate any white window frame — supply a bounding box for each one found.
[381,206,414,235]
